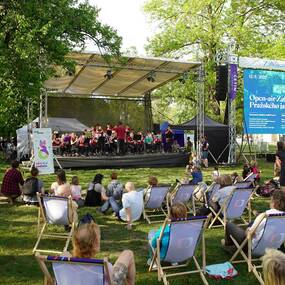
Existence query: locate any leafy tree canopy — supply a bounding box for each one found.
[0,0,122,134]
[144,0,285,129]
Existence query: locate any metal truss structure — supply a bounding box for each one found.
[196,65,205,161]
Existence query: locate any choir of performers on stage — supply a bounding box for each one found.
[52,122,176,157]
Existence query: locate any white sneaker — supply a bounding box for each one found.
[171,262,178,266]
[147,258,157,269]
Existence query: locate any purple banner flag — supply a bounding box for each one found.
[230,64,238,101]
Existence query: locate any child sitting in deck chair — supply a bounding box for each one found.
[147,203,187,267]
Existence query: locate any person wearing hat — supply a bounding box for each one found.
[85,173,106,206]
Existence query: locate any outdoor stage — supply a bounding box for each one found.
[55,152,189,169]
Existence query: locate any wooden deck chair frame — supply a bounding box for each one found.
[33,193,76,254]
[229,214,285,285]
[166,183,196,216]
[143,185,170,224]
[149,216,210,285]
[35,253,111,285]
[208,187,253,229]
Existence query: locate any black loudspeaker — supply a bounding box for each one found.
[266,153,276,162]
[215,65,228,101]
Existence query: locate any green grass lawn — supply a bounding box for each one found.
[0,159,275,285]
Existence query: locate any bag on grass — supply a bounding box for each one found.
[258,180,279,197]
[106,182,123,200]
[78,213,95,227]
[22,177,38,196]
[206,262,238,280]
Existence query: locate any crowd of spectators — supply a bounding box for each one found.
[1,141,285,284]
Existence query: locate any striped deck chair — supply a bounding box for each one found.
[208,187,253,229]
[143,186,170,224]
[203,183,221,208]
[35,254,112,285]
[167,184,196,215]
[234,181,253,189]
[230,213,285,285]
[243,172,258,183]
[33,194,76,254]
[149,216,209,285]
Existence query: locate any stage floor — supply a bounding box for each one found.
[55,152,189,169]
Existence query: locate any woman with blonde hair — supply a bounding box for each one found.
[262,248,285,285]
[67,222,136,285]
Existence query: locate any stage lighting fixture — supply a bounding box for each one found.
[147,71,156,82]
[104,70,113,80]
[179,72,188,84]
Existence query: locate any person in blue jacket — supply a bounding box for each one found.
[147,203,187,266]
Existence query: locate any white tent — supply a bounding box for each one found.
[16,117,89,159]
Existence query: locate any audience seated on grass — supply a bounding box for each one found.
[118,182,144,229]
[231,172,243,184]
[50,170,78,223]
[100,172,123,214]
[262,249,285,285]
[23,166,44,205]
[222,190,285,253]
[212,166,221,181]
[189,165,203,185]
[1,160,24,204]
[65,222,136,285]
[147,203,187,267]
[250,160,261,183]
[85,173,105,206]
[98,182,144,229]
[50,169,71,196]
[70,175,84,207]
[144,176,158,202]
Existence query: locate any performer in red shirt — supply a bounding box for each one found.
[114,122,126,155]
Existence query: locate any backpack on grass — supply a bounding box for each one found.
[22,177,38,196]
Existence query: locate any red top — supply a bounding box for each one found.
[1,168,24,196]
[114,126,126,140]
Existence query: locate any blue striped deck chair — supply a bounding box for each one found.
[143,186,170,224]
[243,172,258,183]
[208,186,253,229]
[234,181,254,189]
[33,194,76,254]
[203,183,221,208]
[167,184,196,215]
[35,254,112,285]
[149,216,210,285]
[230,213,285,285]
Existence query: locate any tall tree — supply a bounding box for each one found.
[0,0,122,134]
[144,0,285,127]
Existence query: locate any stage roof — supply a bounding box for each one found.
[44,52,201,99]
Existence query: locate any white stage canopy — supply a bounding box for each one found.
[45,52,201,98]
